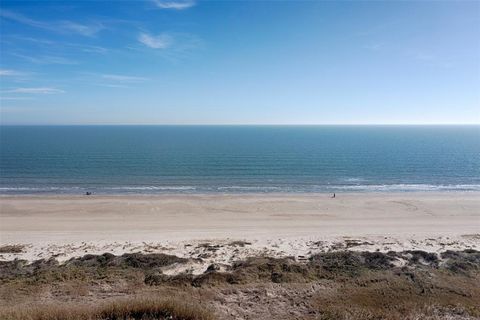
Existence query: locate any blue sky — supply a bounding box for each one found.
[0,0,479,125]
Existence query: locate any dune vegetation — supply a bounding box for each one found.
[1,250,479,319]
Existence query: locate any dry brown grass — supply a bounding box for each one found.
[0,245,25,254]
[317,305,478,320]
[313,270,480,320]
[1,250,479,319]
[227,241,252,247]
[0,296,214,320]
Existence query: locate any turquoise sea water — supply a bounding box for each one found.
[0,125,479,194]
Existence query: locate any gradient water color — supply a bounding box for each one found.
[0,125,479,194]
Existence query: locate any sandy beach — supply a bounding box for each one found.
[2,193,480,319]
[1,192,479,265]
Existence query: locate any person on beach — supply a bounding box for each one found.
[332,193,335,198]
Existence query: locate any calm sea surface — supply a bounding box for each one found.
[0,125,479,194]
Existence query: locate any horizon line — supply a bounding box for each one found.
[1,123,479,126]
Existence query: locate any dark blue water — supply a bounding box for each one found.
[0,125,479,194]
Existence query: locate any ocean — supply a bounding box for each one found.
[0,125,479,194]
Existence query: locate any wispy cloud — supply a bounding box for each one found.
[152,0,195,10]
[0,96,35,101]
[138,32,173,49]
[0,9,104,37]
[0,69,27,77]
[4,35,55,45]
[101,74,148,83]
[79,73,149,88]
[79,45,108,54]
[363,43,384,51]
[13,53,78,65]
[97,83,131,89]
[135,32,203,62]
[60,21,103,37]
[406,50,435,62]
[5,87,65,94]
[6,35,109,55]
[405,49,454,68]
[0,9,46,29]
[0,69,33,82]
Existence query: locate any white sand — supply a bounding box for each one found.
[1,192,479,272]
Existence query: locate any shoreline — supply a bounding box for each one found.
[1,190,479,197]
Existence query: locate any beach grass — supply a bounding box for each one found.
[0,245,25,254]
[1,250,479,319]
[0,296,214,320]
